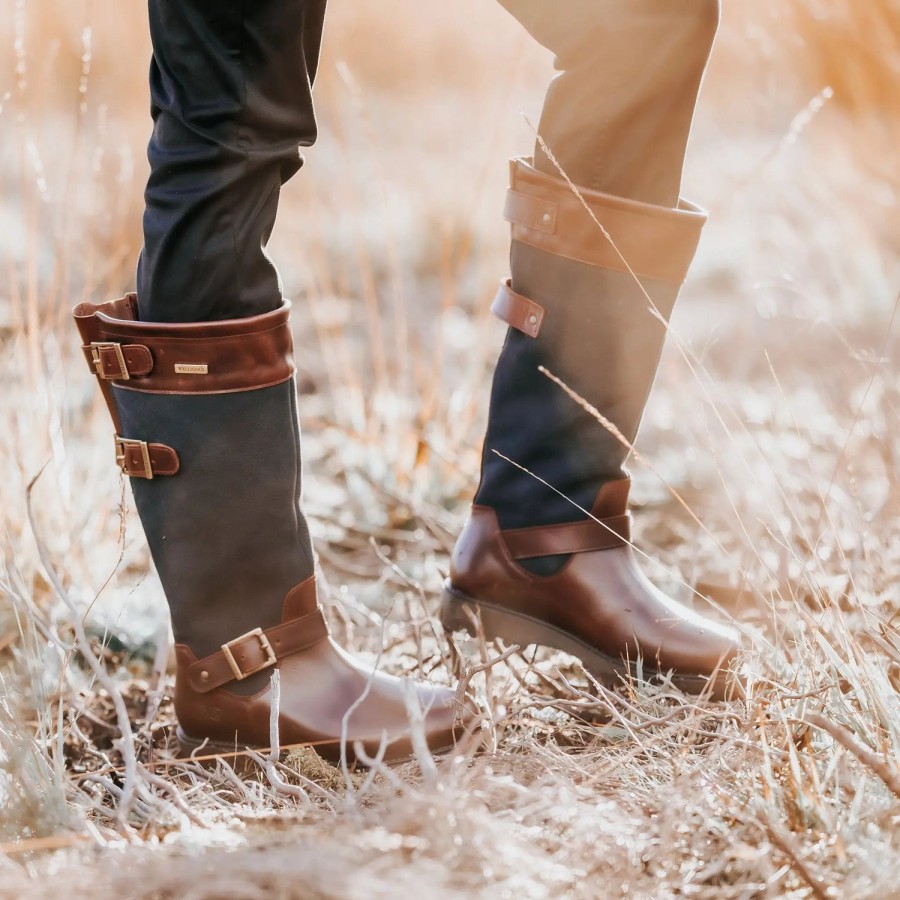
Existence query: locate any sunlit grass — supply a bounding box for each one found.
[1,0,898,896]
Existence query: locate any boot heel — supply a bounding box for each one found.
[440,580,631,686]
[439,581,524,646]
[175,726,212,760]
[439,583,480,636]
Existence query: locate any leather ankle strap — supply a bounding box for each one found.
[186,607,330,693]
[502,513,631,560]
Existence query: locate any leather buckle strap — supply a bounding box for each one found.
[187,607,330,693]
[114,435,180,479]
[85,341,154,381]
[491,279,545,338]
[503,513,631,560]
[221,628,276,681]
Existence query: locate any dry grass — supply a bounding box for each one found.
[1,0,899,897]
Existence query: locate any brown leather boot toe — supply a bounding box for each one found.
[175,577,469,763]
[443,481,742,700]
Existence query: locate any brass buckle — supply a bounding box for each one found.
[221,628,277,682]
[90,341,130,380]
[114,436,153,480]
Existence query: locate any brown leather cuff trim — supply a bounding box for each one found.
[82,342,154,380]
[73,296,296,395]
[187,608,330,693]
[110,373,294,398]
[115,436,180,478]
[74,294,140,325]
[505,158,707,285]
[491,279,545,338]
[502,513,631,560]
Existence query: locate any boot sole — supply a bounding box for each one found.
[440,580,725,698]
[176,728,290,766]
[175,727,460,768]
[176,728,275,771]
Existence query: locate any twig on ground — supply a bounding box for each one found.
[801,712,900,799]
[25,465,140,828]
[764,820,836,900]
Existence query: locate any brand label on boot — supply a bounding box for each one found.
[174,363,209,375]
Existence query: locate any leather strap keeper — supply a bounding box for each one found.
[491,279,545,338]
[115,436,180,479]
[73,296,295,395]
[187,608,330,693]
[502,513,631,560]
[505,157,707,285]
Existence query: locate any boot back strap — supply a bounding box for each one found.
[187,608,330,693]
[502,514,631,560]
[491,279,545,338]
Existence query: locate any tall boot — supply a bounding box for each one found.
[74,297,467,760]
[441,159,740,698]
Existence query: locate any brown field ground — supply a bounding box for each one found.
[1,1,899,896]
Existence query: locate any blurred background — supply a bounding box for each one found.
[3,0,897,628]
[0,1,899,892]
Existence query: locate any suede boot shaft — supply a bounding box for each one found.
[475,160,707,531]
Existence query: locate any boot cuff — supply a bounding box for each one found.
[505,157,707,285]
[73,297,295,395]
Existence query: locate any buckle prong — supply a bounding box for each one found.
[221,628,277,682]
[90,341,130,380]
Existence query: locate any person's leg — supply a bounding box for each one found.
[480,0,721,526]
[137,0,327,322]
[74,1,469,758]
[499,0,719,205]
[444,0,741,696]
